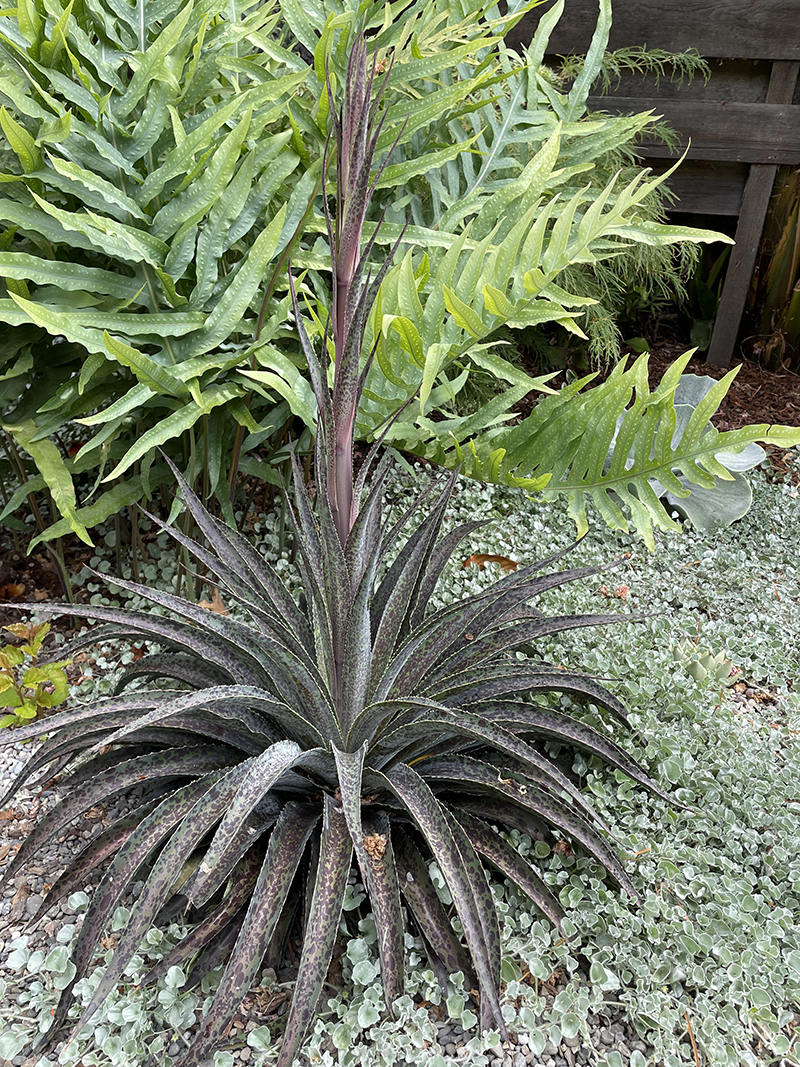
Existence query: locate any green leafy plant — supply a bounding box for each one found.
[1,0,775,555]
[275,0,800,545]
[0,0,309,543]
[1,37,677,1066]
[376,12,711,367]
[395,349,800,549]
[0,621,70,729]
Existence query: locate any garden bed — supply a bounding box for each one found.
[1,444,799,1067]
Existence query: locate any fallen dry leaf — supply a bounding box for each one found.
[461,553,518,573]
[10,884,29,919]
[0,582,25,600]
[600,583,630,599]
[199,587,229,615]
[33,588,49,601]
[363,832,387,866]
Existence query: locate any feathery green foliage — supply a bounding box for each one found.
[280,0,800,544]
[558,44,711,95]
[1,36,679,1066]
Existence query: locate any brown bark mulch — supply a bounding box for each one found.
[641,342,800,433]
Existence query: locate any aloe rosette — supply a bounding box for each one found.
[0,36,678,1067]
[1,458,674,1065]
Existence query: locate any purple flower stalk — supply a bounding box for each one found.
[292,36,403,546]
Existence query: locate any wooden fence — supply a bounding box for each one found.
[506,0,800,367]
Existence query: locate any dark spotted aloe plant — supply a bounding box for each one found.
[1,38,674,1067]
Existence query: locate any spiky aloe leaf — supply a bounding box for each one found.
[456,795,549,843]
[454,810,564,930]
[58,774,230,1036]
[292,448,351,644]
[408,518,490,631]
[164,456,314,651]
[333,745,404,1007]
[132,711,271,754]
[184,802,320,1067]
[114,653,231,692]
[431,666,631,727]
[189,739,306,905]
[440,806,504,1035]
[370,492,451,692]
[380,762,506,1034]
[417,754,637,898]
[30,605,270,686]
[94,686,326,751]
[73,766,254,1031]
[138,507,315,665]
[375,704,601,824]
[58,743,169,788]
[474,699,676,804]
[6,746,236,883]
[0,690,165,750]
[429,612,643,681]
[75,574,335,725]
[392,826,475,983]
[28,796,170,924]
[370,474,453,642]
[274,795,353,1067]
[144,848,262,985]
[361,811,404,999]
[0,698,164,807]
[377,568,599,699]
[390,564,617,696]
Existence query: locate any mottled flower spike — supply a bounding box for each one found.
[310,35,405,544]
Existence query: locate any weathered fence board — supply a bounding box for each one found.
[650,161,749,216]
[506,0,800,61]
[587,99,800,164]
[507,1,800,367]
[706,60,800,366]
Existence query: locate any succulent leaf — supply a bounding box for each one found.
[272,796,353,1067]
